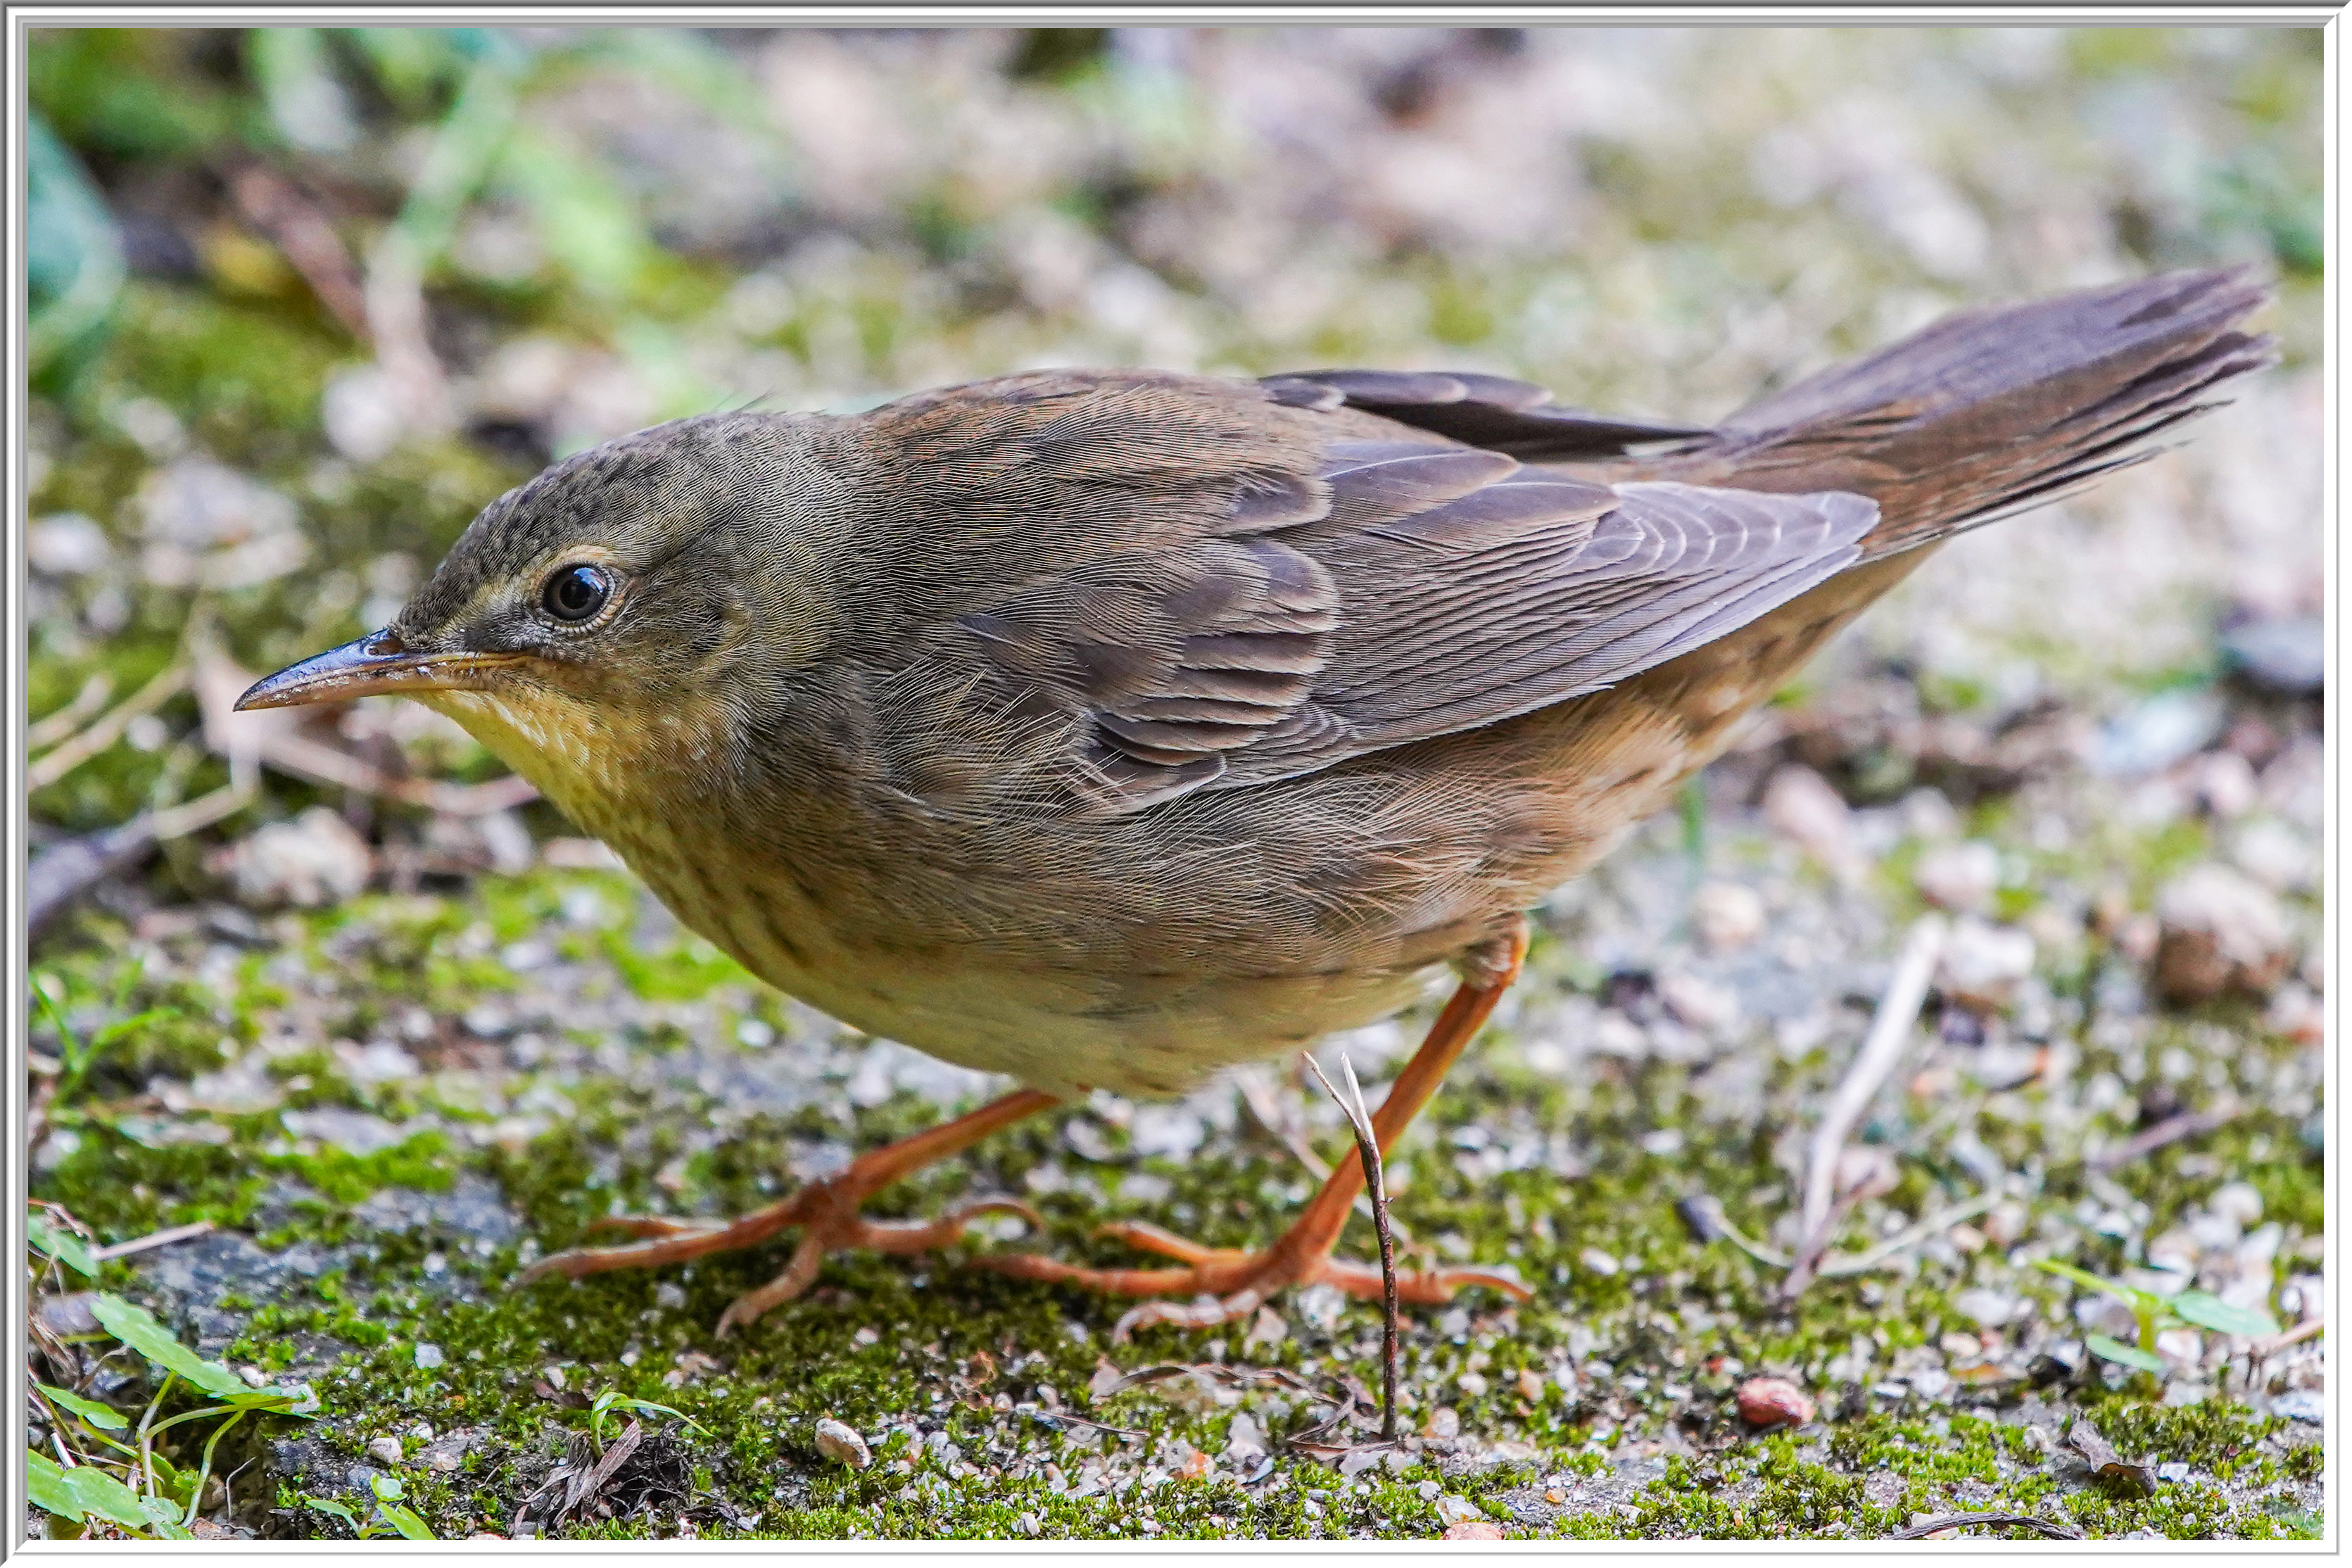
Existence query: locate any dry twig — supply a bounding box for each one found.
[1784,915,1945,1297]
[1890,1512,2082,1541]
[1303,1053,1398,1443]
[28,672,118,752]
[2087,1099,2243,1174]
[28,662,192,790]
[91,1220,217,1263]
[1235,1061,1417,1246]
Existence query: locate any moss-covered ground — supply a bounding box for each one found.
[29,772,2325,1538]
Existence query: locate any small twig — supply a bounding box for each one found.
[27,1386,81,1468]
[27,777,257,940]
[1021,1408,1144,1441]
[28,672,118,752]
[91,1220,216,1263]
[2251,1317,2325,1359]
[2087,1099,2243,1174]
[1787,916,1945,1296]
[1303,1054,1398,1443]
[1890,1511,2082,1541]
[1678,1194,1793,1268]
[28,662,192,790]
[1819,1192,2001,1278]
[1236,1061,1417,1246]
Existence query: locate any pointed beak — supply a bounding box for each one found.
[234,630,522,712]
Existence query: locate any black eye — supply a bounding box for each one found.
[541,564,611,624]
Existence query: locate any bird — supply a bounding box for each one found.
[240,266,2275,1338]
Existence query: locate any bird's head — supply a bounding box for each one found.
[238,413,851,824]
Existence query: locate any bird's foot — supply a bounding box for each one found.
[515,1087,1058,1334]
[978,1219,1528,1341]
[520,1184,1038,1335]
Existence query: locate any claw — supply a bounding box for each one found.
[580,1213,726,1241]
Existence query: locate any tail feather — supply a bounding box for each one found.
[1621,266,2279,558]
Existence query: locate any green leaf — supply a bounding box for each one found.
[226,1379,317,1416]
[370,1473,406,1503]
[29,1213,98,1277]
[39,1384,127,1430]
[2035,1258,2163,1317]
[34,1453,163,1531]
[301,1494,360,1529]
[375,1499,437,1540]
[588,1387,707,1443]
[2085,1333,2168,1374]
[88,1295,249,1400]
[87,1006,177,1051]
[2168,1291,2282,1338]
[27,1450,87,1522]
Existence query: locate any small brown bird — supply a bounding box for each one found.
[243,267,2272,1336]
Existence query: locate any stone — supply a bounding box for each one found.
[231,808,372,909]
[2223,614,2323,696]
[1914,840,1999,913]
[1735,1377,1816,1429]
[2153,864,2294,1004]
[1690,880,1766,951]
[1657,970,1741,1035]
[27,513,112,577]
[814,1417,871,1469]
[1935,917,2036,1013]
[1762,766,1861,883]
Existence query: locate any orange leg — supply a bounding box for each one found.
[982,918,1535,1339]
[519,1088,1058,1335]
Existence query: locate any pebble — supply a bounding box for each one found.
[1442,1522,1506,1540]
[2231,819,2315,894]
[412,1343,444,1370]
[2192,751,2260,819]
[2223,614,2324,696]
[1690,880,1766,951]
[1735,1377,1816,1429]
[2265,984,2325,1047]
[1762,766,1861,883]
[1657,970,1741,1035]
[1913,840,1999,913]
[814,1418,871,1469]
[2090,688,2225,777]
[2206,1181,2263,1228]
[1935,917,2036,1012]
[1432,1494,1487,1526]
[27,513,112,577]
[231,807,373,909]
[366,1436,403,1466]
[2153,864,2295,1004]
[1952,1289,2018,1328]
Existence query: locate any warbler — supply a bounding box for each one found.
[243,267,2272,1336]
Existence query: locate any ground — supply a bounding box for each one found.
[24,25,2325,1544]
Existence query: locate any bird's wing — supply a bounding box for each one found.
[873,369,1873,814]
[1262,369,1712,459]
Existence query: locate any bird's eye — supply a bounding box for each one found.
[541,564,611,624]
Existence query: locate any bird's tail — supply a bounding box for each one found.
[1636,265,2279,558]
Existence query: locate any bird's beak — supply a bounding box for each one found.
[234,630,521,712]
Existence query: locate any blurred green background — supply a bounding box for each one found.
[25,23,2322,881]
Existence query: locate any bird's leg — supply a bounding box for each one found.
[519,1087,1058,1335]
[982,918,1535,1340]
